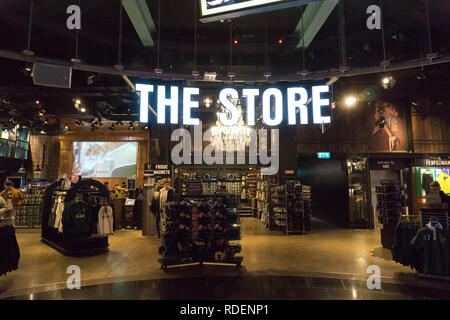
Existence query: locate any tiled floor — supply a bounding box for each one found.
[1,217,449,299]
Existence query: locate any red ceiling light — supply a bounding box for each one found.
[278,39,283,45]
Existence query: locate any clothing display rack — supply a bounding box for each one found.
[41,179,111,257]
[0,217,20,276]
[392,212,450,281]
[158,195,243,271]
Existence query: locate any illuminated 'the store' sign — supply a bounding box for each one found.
[136,84,331,126]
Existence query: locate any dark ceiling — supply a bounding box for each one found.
[1,0,449,74]
[0,0,449,134]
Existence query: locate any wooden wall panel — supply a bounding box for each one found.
[411,99,450,153]
[296,105,369,154]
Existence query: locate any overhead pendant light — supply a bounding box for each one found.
[18,164,27,174]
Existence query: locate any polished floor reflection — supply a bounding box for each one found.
[3,275,450,300]
[1,218,449,299]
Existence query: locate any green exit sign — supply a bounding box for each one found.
[317,152,331,159]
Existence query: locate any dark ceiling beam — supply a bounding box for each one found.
[122,0,156,47]
[1,48,450,82]
[294,0,338,49]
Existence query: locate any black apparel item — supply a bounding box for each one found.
[0,225,20,276]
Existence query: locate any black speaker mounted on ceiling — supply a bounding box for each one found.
[32,63,72,89]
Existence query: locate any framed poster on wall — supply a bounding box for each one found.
[366,101,408,152]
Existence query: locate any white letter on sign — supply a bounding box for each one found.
[183,87,200,125]
[157,86,179,124]
[136,84,154,123]
[219,88,240,126]
[312,85,331,124]
[262,88,283,126]
[242,88,259,126]
[287,87,308,125]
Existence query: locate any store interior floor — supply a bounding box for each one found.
[1,217,449,299]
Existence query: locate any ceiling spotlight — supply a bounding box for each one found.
[23,65,32,77]
[417,71,426,80]
[345,96,357,107]
[381,76,396,89]
[264,72,272,80]
[233,39,238,45]
[44,118,49,124]
[87,74,96,85]
[38,109,45,116]
[144,126,148,130]
[297,70,309,77]
[191,70,200,78]
[278,39,283,45]
[411,101,419,106]
[129,126,134,130]
[35,100,40,104]
[40,130,46,135]
[64,126,69,130]
[75,99,81,105]
[203,97,212,108]
[80,107,86,113]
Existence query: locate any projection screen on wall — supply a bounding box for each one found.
[72,141,137,178]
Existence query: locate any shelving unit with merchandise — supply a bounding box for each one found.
[158,196,243,270]
[269,180,312,234]
[256,176,269,226]
[15,193,44,228]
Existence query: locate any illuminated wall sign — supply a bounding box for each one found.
[317,152,331,159]
[199,0,319,23]
[136,83,331,127]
